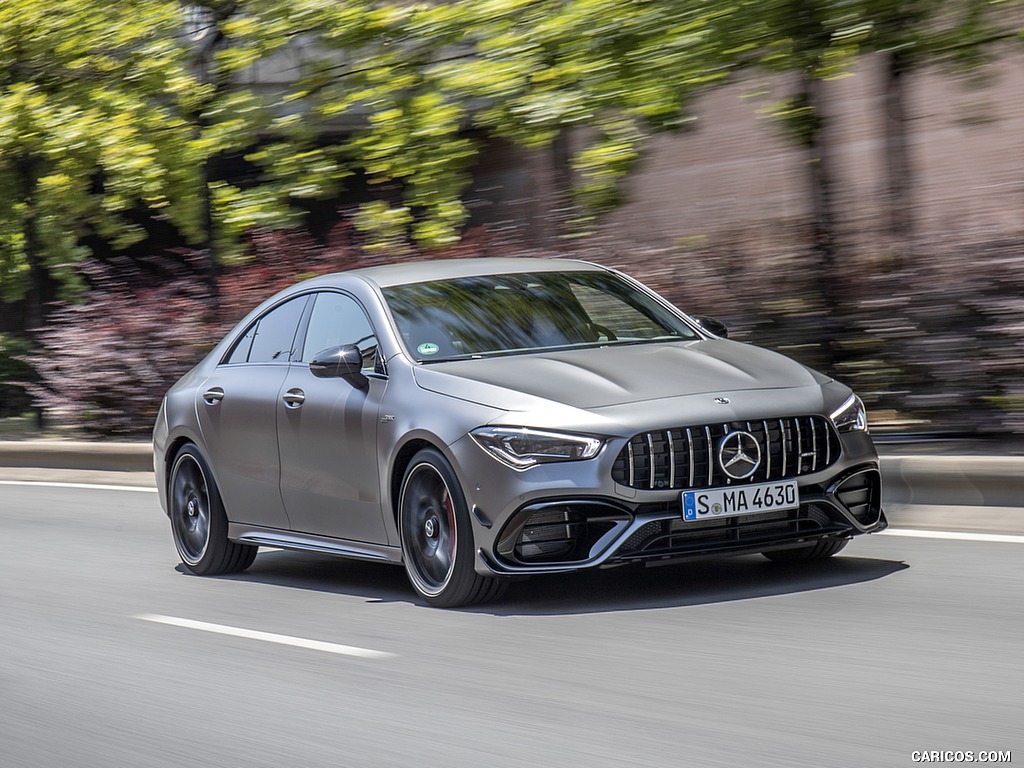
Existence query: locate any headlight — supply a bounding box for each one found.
[830,394,868,433]
[470,427,604,470]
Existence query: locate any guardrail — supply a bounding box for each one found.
[0,441,153,473]
[880,454,1024,508]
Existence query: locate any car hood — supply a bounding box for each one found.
[412,339,825,412]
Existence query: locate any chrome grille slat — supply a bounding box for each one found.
[612,415,839,491]
[667,430,676,488]
[810,417,819,473]
[794,418,803,473]
[627,441,635,487]
[686,428,695,487]
[824,418,831,466]
[779,419,787,477]
[646,433,656,489]
[705,426,713,486]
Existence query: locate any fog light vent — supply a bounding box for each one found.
[834,470,882,525]
[515,507,586,562]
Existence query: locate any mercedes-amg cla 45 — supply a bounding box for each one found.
[153,258,886,606]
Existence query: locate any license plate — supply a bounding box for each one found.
[682,480,799,522]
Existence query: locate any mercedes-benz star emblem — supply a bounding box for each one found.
[718,430,762,480]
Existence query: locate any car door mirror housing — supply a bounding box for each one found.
[309,344,368,388]
[692,315,729,338]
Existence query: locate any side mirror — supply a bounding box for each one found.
[309,344,368,389]
[692,315,729,338]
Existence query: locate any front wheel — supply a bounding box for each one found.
[761,538,848,563]
[398,448,506,607]
[169,445,257,576]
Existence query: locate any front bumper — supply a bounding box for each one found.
[475,462,886,576]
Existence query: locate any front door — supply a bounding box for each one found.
[276,291,389,544]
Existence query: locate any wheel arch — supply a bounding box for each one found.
[165,436,194,479]
[389,437,442,526]
[160,432,217,516]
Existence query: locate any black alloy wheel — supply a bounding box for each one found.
[169,445,257,575]
[398,448,506,607]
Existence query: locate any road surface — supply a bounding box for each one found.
[1,482,1020,767]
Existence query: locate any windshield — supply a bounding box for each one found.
[382,270,699,362]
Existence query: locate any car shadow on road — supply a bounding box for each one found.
[486,555,909,616]
[203,550,909,616]
[185,551,414,602]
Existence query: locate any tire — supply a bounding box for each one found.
[762,538,849,563]
[168,444,257,576]
[398,448,507,607]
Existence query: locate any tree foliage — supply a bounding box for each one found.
[226,0,1022,252]
[1,0,1019,304]
[5,0,1024,434]
[232,0,734,246]
[0,1,205,307]
[0,0,309,314]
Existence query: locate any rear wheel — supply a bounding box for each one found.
[398,448,506,607]
[762,538,848,563]
[169,445,257,575]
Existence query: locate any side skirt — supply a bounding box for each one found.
[228,524,403,564]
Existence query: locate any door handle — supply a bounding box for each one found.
[202,387,225,405]
[282,388,305,408]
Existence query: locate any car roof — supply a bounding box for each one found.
[335,257,607,289]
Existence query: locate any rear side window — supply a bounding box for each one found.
[224,297,307,364]
[224,325,257,364]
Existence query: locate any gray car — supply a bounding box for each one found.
[153,257,886,607]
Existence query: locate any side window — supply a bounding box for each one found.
[226,296,306,365]
[300,292,379,373]
[224,325,256,365]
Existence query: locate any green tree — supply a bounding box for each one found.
[245,0,729,249]
[0,0,208,325]
[0,0,305,320]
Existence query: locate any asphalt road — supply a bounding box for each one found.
[1,483,1020,768]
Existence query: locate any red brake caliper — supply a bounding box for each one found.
[444,491,456,555]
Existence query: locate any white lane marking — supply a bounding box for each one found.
[881,453,1024,461]
[0,480,157,493]
[880,528,1024,544]
[135,614,395,659]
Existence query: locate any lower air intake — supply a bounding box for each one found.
[514,507,587,561]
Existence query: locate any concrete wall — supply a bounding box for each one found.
[600,52,1024,248]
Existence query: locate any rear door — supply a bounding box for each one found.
[195,295,309,530]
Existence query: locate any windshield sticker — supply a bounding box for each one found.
[417,342,440,356]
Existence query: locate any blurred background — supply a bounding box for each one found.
[1,0,1023,439]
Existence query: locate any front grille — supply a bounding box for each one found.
[611,416,840,491]
[616,503,847,558]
